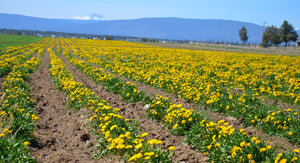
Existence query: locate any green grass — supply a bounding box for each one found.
[0,34,44,49]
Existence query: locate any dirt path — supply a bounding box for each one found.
[57,53,207,162]
[29,52,98,163]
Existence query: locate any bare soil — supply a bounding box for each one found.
[28,53,98,163]
[263,97,299,112]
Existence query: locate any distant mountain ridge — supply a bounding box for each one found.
[0,13,279,43]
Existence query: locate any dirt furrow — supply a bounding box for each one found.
[28,52,98,163]
[57,53,207,162]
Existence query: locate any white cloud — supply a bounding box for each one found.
[72,13,105,21]
[295,27,299,30]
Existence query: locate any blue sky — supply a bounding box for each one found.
[1,0,299,29]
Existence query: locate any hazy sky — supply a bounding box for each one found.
[1,0,299,29]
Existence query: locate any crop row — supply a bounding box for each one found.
[61,38,300,144]
[67,38,300,105]
[0,42,47,78]
[56,39,299,162]
[148,95,299,162]
[48,46,174,162]
[0,52,42,162]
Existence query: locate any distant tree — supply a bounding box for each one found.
[261,33,270,48]
[104,35,112,40]
[239,26,249,44]
[261,25,281,48]
[269,27,281,47]
[279,20,298,46]
[141,38,148,42]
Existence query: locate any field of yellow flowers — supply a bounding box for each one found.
[1,37,299,162]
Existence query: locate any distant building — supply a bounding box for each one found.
[297,38,300,47]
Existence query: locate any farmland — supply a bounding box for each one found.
[0,34,44,49]
[0,36,299,162]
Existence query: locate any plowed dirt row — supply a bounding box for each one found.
[28,53,98,163]
[57,53,207,162]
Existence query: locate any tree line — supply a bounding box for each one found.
[239,20,298,47]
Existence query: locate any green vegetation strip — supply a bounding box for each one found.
[0,55,41,162]
[0,44,46,78]
[0,34,44,49]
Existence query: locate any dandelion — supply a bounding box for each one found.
[207,145,212,150]
[291,157,297,162]
[125,145,133,149]
[279,159,287,163]
[141,132,148,137]
[144,152,155,156]
[169,146,176,151]
[260,148,266,152]
[0,111,7,116]
[173,123,178,129]
[293,149,299,153]
[240,141,246,147]
[110,125,119,130]
[251,137,257,142]
[4,128,12,134]
[135,143,143,149]
[247,154,252,160]
[24,141,30,146]
[90,115,97,121]
[215,143,221,148]
[116,144,125,149]
[255,140,261,144]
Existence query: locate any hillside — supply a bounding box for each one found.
[0,13,266,43]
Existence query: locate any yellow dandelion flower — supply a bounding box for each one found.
[24,141,30,146]
[169,146,176,151]
[247,154,252,160]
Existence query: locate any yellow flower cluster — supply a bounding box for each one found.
[59,48,144,103]
[146,93,299,162]
[0,43,46,78]
[47,43,174,162]
[0,40,46,162]
[55,37,300,144]
[45,38,299,162]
